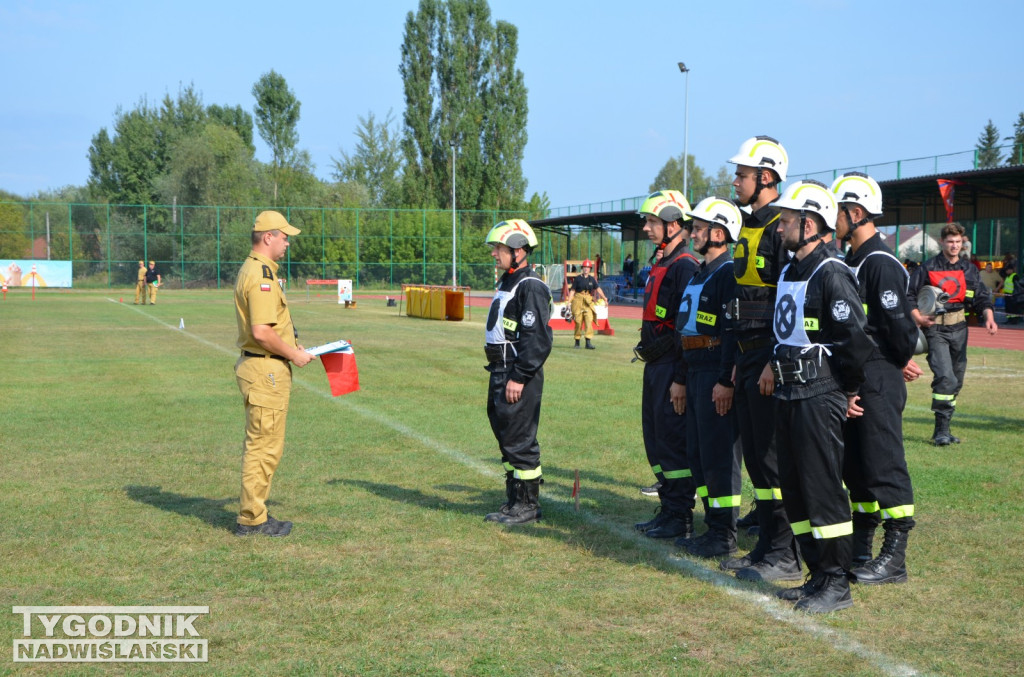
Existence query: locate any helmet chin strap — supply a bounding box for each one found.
[839,205,869,242]
[507,249,527,274]
[794,213,826,250]
[650,224,683,263]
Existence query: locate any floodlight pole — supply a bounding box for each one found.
[678,62,690,200]
[450,139,457,289]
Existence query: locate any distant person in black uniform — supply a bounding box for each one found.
[632,190,700,540]
[676,198,741,559]
[769,180,874,613]
[623,254,636,288]
[906,222,997,445]
[720,136,803,584]
[483,220,553,525]
[565,259,608,349]
[831,173,923,585]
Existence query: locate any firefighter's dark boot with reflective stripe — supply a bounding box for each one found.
[794,573,854,613]
[931,412,959,446]
[850,526,909,585]
[498,479,541,525]
[485,471,516,522]
[644,509,693,540]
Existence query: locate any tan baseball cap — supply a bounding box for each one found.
[138,260,144,265]
[254,211,301,236]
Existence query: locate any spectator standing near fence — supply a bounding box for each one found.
[565,259,608,349]
[145,261,162,305]
[134,260,147,304]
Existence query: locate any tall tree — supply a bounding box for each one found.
[480,19,528,211]
[1008,112,1024,166]
[399,0,529,211]
[975,119,1003,168]
[252,70,302,202]
[649,153,729,203]
[208,104,255,153]
[331,110,403,206]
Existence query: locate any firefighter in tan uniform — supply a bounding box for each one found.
[233,211,315,537]
[134,261,147,304]
[565,259,608,349]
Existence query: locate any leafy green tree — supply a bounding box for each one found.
[399,0,439,208]
[332,110,403,206]
[87,104,162,205]
[0,201,30,258]
[480,19,528,211]
[649,153,729,203]
[1007,112,1024,166]
[252,70,301,202]
[154,122,260,208]
[976,119,1003,168]
[208,104,255,153]
[399,0,529,211]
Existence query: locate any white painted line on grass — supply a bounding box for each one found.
[118,298,924,677]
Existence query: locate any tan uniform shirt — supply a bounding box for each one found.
[234,251,296,355]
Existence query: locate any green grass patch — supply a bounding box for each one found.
[1,289,1023,675]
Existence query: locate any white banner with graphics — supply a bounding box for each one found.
[0,260,73,288]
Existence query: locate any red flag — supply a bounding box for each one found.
[571,469,580,498]
[937,179,956,223]
[320,347,360,397]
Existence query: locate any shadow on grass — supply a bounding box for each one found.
[326,472,766,586]
[124,485,237,533]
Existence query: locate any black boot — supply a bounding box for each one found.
[485,471,515,522]
[736,501,758,529]
[931,412,960,446]
[585,338,595,350]
[850,527,909,585]
[574,339,581,349]
[734,547,803,582]
[721,499,772,570]
[635,507,666,533]
[794,573,853,613]
[851,513,879,565]
[777,571,827,601]
[644,509,693,539]
[498,479,541,525]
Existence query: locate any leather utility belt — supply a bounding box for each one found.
[934,309,966,326]
[737,336,772,353]
[770,357,832,385]
[726,298,774,321]
[681,334,722,350]
[632,333,677,363]
[485,343,508,364]
[242,350,288,362]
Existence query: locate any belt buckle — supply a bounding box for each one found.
[770,360,784,385]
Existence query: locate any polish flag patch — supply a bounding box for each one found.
[260,283,272,292]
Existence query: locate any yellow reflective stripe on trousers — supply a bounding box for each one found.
[651,464,662,475]
[708,495,742,508]
[790,519,812,536]
[812,521,853,540]
[513,466,542,480]
[503,462,515,473]
[696,486,709,498]
[851,500,880,514]
[754,487,783,501]
[881,504,915,519]
[932,393,955,401]
[662,469,693,479]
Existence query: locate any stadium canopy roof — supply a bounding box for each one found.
[532,165,1024,261]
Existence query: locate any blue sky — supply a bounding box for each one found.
[2,0,1022,208]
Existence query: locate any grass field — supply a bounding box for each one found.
[2,288,1023,676]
